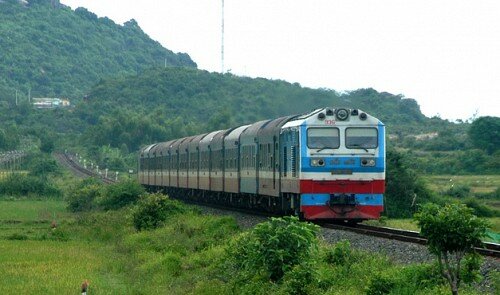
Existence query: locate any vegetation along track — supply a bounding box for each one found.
[54,152,116,184]
[54,152,499,258]
[320,222,500,258]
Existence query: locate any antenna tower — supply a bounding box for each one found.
[221,0,225,73]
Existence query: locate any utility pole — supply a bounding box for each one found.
[15,90,18,106]
[28,88,31,103]
[221,0,225,74]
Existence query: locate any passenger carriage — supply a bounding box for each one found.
[138,108,385,221]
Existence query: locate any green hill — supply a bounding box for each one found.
[78,67,445,147]
[0,0,196,101]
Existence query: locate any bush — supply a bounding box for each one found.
[365,272,395,295]
[229,216,319,281]
[463,197,496,217]
[385,150,435,218]
[98,179,145,210]
[65,178,103,212]
[415,203,489,295]
[132,193,188,231]
[443,185,471,198]
[280,262,317,295]
[0,173,62,198]
[325,239,353,265]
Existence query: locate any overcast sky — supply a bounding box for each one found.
[61,0,499,121]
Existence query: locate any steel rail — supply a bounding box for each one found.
[319,222,500,258]
[54,152,116,184]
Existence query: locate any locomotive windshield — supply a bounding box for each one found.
[346,128,378,149]
[307,128,340,149]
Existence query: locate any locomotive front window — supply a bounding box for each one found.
[346,128,378,149]
[307,128,340,149]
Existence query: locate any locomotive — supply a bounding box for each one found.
[138,108,385,221]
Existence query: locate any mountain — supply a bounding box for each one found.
[0,0,196,101]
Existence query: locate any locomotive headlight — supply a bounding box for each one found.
[360,158,376,167]
[311,158,325,167]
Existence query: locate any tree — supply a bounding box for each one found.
[468,116,500,154]
[414,203,489,295]
[384,150,434,218]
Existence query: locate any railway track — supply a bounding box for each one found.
[320,222,500,258]
[54,152,116,184]
[168,193,500,259]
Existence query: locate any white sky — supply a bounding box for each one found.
[60,0,500,121]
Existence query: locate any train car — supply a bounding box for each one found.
[138,107,385,222]
[188,133,208,190]
[223,125,250,193]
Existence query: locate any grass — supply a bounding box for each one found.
[0,241,128,294]
[0,199,67,221]
[424,175,500,194]
[0,196,492,294]
[0,199,129,294]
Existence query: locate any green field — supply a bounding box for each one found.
[0,241,127,294]
[424,174,500,194]
[0,200,128,294]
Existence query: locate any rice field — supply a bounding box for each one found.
[0,241,128,294]
[423,174,500,194]
[0,199,128,294]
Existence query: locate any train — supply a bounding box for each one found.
[138,107,385,222]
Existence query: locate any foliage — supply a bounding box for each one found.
[132,193,188,231]
[0,173,61,197]
[65,177,103,212]
[98,178,145,210]
[280,262,317,295]
[324,239,353,265]
[414,203,489,295]
[0,0,195,100]
[228,216,319,281]
[26,152,60,178]
[462,197,497,218]
[468,116,500,154]
[0,127,20,151]
[384,149,435,218]
[365,272,396,295]
[444,184,472,198]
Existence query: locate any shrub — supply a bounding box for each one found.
[98,179,145,210]
[0,173,62,198]
[229,216,319,281]
[325,239,353,265]
[6,233,29,240]
[463,197,496,217]
[365,272,395,295]
[65,178,103,212]
[443,185,471,198]
[280,262,317,295]
[415,203,489,295]
[460,253,483,284]
[132,193,187,231]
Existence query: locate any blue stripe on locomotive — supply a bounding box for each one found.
[301,193,383,206]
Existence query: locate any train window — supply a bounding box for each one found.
[346,128,378,149]
[307,128,340,149]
